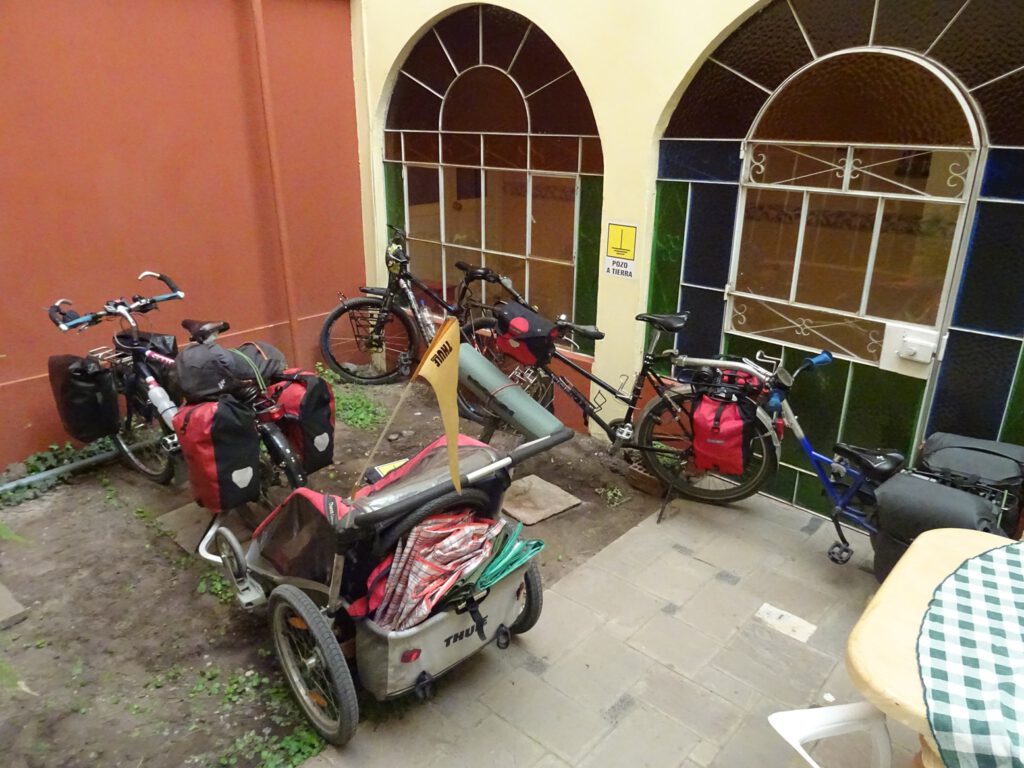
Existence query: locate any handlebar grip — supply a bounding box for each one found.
[47,305,63,325]
[455,261,472,272]
[804,351,834,368]
[158,273,183,296]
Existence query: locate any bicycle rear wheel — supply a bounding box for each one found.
[114,398,175,484]
[635,389,776,504]
[319,297,418,384]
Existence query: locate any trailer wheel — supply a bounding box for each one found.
[509,561,543,634]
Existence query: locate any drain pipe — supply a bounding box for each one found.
[0,449,118,495]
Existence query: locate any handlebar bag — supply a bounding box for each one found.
[47,355,120,443]
[494,302,558,366]
[268,369,336,474]
[691,393,757,476]
[172,395,260,511]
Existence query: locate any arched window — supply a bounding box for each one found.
[382,5,603,346]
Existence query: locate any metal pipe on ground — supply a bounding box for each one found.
[0,450,119,495]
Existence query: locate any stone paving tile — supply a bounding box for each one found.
[632,663,744,744]
[0,581,28,629]
[711,694,804,768]
[711,621,837,708]
[807,595,874,659]
[515,589,602,665]
[739,568,838,625]
[542,627,654,712]
[425,713,546,768]
[626,612,721,678]
[551,563,666,639]
[577,702,700,768]
[677,579,765,641]
[531,754,572,768]
[480,667,611,764]
[315,703,456,767]
[689,531,782,577]
[627,547,718,604]
[690,666,760,712]
[585,522,682,580]
[688,739,720,767]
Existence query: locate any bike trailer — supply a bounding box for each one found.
[47,355,120,443]
[172,395,261,510]
[918,432,1024,535]
[268,369,335,474]
[494,302,559,366]
[871,472,1005,581]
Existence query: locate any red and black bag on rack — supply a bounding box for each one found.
[494,302,559,366]
[268,369,336,474]
[172,395,261,511]
[691,394,758,475]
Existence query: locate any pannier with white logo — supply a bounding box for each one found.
[268,369,336,474]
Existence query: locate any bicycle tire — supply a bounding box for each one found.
[458,317,554,426]
[114,391,175,484]
[319,297,418,385]
[635,388,776,504]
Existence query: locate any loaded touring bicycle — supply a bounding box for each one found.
[204,343,570,745]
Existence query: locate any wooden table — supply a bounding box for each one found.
[846,528,1009,767]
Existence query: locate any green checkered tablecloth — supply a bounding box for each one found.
[918,540,1024,768]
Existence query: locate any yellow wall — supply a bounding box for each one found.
[351,0,762,425]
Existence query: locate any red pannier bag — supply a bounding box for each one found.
[172,395,261,511]
[268,368,336,474]
[691,394,757,475]
[494,302,559,366]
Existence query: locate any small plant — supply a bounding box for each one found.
[595,483,629,507]
[334,388,388,430]
[0,520,26,543]
[197,570,235,605]
[1,439,116,508]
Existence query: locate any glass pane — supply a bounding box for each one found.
[386,74,442,130]
[650,181,687,315]
[764,465,798,505]
[528,72,599,135]
[842,364,926,456]
[676,286,724,358]
[442,69,528,132]
[407,239,444,300]
[443,166,481,248]
[929,330,1020,439]
[581,138,604,175]
[747,143,845,191]
[484,170,527,254]
[954,201,1024,336]
[780,346,848,468]
[713,1,813,89]
[981,148,1024,201]
[434,7,480,72]
[868,200,958,325]
[752,52,974,146]
[509,25,572,96]
[484,252,527,307]
[482,5,530,70]
[848,148,972,199]
[724,333,783,366]
[874,0,966,52]
[736,188,803,299]
[1000,358,1024,445]
[401,30,458,95]
[929,0,1024,89]
[664,61,769,139]
[796,194,876,313]
[531,136,579,172]
[404,132,439,163]
[684,183,738,290]
[790,0,874,55]
[530,176,576,263]
[972,70,1024,147]
[659,140,742,183]
[406,166,441,241]
[383,162,405,231]
[484,135,527,169]
[729,297,885,363]
[384,131,401,161]
[441,132,480,166]
[443,246,482,306]
[575,176,603,351]
[794,473,833,516]
[528,259,574,320]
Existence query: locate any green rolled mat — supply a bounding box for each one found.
[477,521,544,590]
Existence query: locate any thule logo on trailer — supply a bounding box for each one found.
[444,617,487,647]
[430,341,453,368]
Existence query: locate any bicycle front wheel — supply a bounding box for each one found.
[319,297,418,384]
[114,403,175,484]
[635,389,776,504]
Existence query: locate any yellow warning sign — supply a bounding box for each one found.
[607,223,637,260]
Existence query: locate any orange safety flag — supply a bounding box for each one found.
[413,317,462,492]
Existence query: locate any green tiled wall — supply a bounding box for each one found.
[384,161,405,230]
[574,175,603,356]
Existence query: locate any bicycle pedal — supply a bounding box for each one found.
[827,541,854,565]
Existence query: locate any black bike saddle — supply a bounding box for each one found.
[635,312,690,333]
[182,318,230,344]
[833,442,906,484]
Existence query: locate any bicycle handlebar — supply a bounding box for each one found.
[48,273,185,332]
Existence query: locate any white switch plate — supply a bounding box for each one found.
[880,322,939,379]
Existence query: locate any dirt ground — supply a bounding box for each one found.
[0,382,662,768]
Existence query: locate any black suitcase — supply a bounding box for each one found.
[871,472,1004,581]
[918,432,1024,535]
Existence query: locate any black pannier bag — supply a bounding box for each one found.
[494,302,558,366]
[871,472,1004,581]
[48,355,120,443]
[918,432,1024,535]
[176,341,286,402]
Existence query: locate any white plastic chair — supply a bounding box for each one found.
[768,701,892,768]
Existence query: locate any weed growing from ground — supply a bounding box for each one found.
[197,570,235,605]
[0,439,115,507]
[315,362,389,430]
[595,483,629,507]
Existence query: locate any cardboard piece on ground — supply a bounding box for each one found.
[0,582,28,630]
[502,475,581,525]
[156,502,213,553]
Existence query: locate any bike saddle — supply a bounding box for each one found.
[635,312,690,333]
[833,442,906,484]
[182,318,230,343]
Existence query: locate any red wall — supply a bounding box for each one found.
[0,0,363,466]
